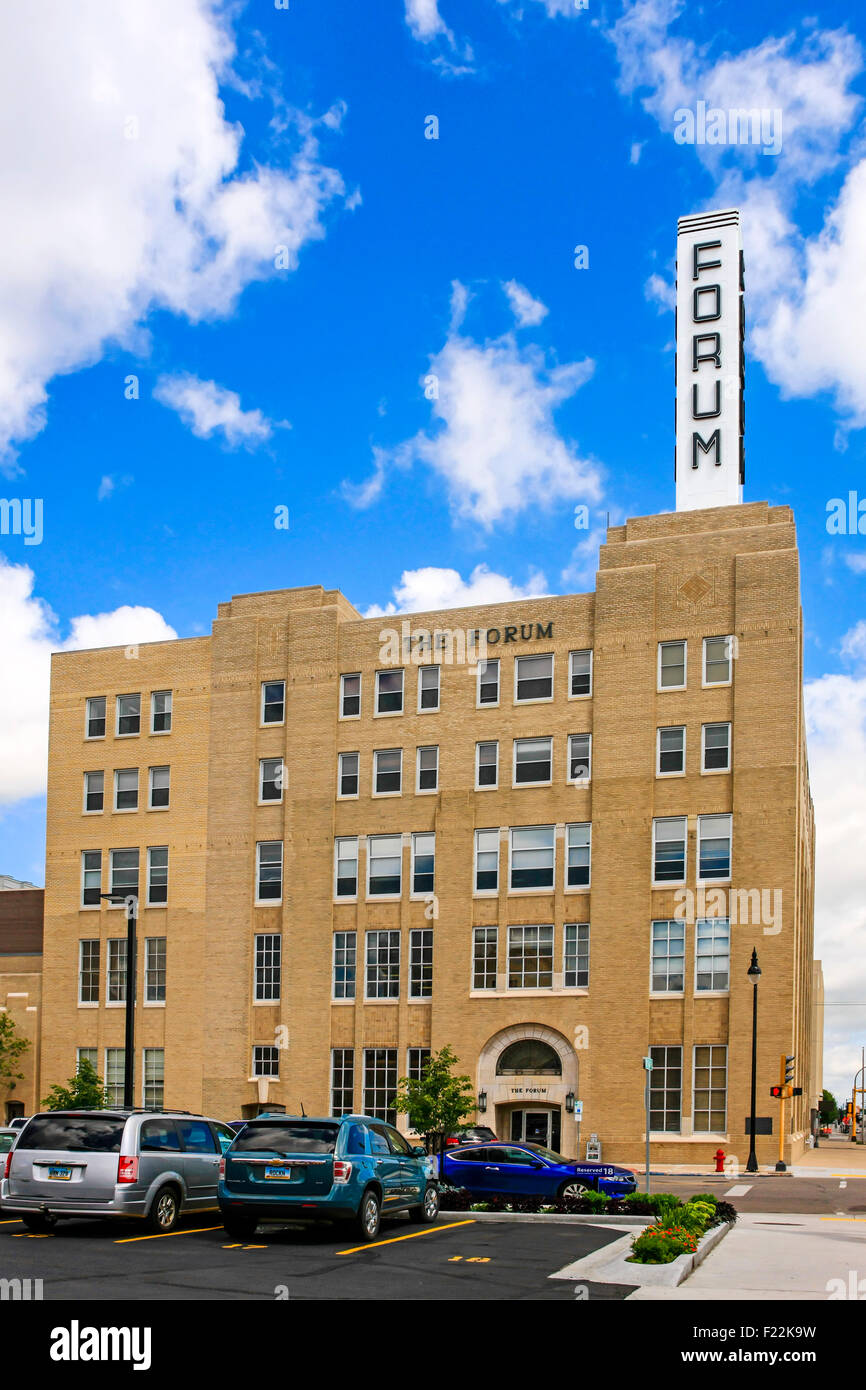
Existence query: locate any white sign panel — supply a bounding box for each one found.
[675,208,744,511]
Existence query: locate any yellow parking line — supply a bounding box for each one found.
[337,1219,475,1256]
[116,1224,224,1244]
[0,1219,24,1225]
[820,1216,866,1223]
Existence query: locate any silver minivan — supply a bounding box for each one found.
[1,1109,236,1233]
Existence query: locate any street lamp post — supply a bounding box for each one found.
[746,948,762,1174]
[100,891,137,1108]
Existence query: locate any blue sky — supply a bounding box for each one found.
[1,0,866,1097]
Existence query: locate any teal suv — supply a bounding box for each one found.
[218,1114,440,1242]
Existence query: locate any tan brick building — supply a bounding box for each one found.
[40,499,818,1165]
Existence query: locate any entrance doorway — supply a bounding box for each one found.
[510,1108,561,1151]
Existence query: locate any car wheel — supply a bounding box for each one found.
[21,1212,58,1234]
[222,1214,258,1241]
[558,1181,589,1200]
[146,1185,181,1233]
[410,1183,440,1225]
[355,1188,381,1242]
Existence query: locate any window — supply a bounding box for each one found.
[476,741,498,789]
[332,931,356,999]
[515,653,553,702]
[86,696,106,739]
[375,668,404,715]
[651,920,685,992]
[416,745,438,793]
[658,641,686,690]
[564,922,589,988]
[81,850,102,906]
[704,636,732,686]
[411,832,435,896]
[693,1045,728,1133]
[151,691,172,734]
[569,649,592,697]
[649,1045,682,1132]
[409,928,433,998]
[365,930,400,999]
[261,681,285,725]
[145,937,166,1002]
[565,823,591,888]
[367,835,401,897]
[652,817,687,884]
[363,1048,398,1125]
[84,771,104,813]
[335,838,358,898]
[148,765,170,809]
[475,829,499,892]
[340,673,361,718]
[77,1046,98,1071]
[658,726,686,775]
[509,825,555,890]
[418,665,440,711]
[331,1048,355,1116]
[695,918,730,992]
[514,737,552,786]
[254,933,281,1001]
[698,814,732,881]
[408,1047,431,1081]
[142,1052,164,1111]
[79,940,100,1003]
[116,693,141,736]
[338,752,359,798]
[477,659,500,706]
[702,722,730,772]
[507,925,554,989]
[253,1046,279,1079]
[105,1048,126,1106]
[107,939,128,1004]
[256,841,283,902]
[110,848,139,898]
[114,768,139,811]
[259,757,284,803]
[374,748,402,794]
[147,847,168,905]
[568,733,592,782]
[472,926,498,990]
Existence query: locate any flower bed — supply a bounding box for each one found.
[628,1193,736,1264]
[438,1184,738,1231]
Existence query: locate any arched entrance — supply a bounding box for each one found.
[477,1024,579,1155]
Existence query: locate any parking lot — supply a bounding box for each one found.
[0,1211,638,1301]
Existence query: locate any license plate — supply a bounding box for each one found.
[47,1165,72,1181]
[264,1165,292,1180]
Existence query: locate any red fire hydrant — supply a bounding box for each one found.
[714,1148,725,1173]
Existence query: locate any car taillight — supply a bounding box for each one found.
[219,1156,226,1178]
[333,1160,352,1184]
[117,1155,138,1184]
[3,1150,12,1181]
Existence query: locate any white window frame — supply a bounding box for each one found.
[150,690,172,735]
[340,672,362,720]
[115,693,141,738]
[568,649,593,699]
[113,768,139,813]
[472,925,498,990]
[652,816,687,887]
[563,922,590,989]
[142,1048,165,1109]
[506,924,554,990]
[513,736,553,788]
[106,937,128,1007]
[657,725,686,777]
[408,927,433,999]
[650,919,686,995]
[508,824,555,893]
[146,846,168,907]
[475,740,499,790]
[260,680,286,727]
[331,1047,355,1114]
[252,1045,280,1079]
[565,822,591,891]
[332,930,357,1001]
[337,751,360,800]
[109,847,139,900]
[567,733,592,784]
[258,757,284,805]
[416,745,439,795]
[476,658,500,709]
[83,770,104,815]
[334,837,359,901]
[81,850,102,909]
[703,635,733,688]
[105,1047,126,1107]
[144,936,167,1005]
[85,696,107,741]
[697,813,732,883]
[474,828,500,896]
[255,840,283,904]
[410,832,435,899]
[366,834,402,900]
[253,932,282,1003]
[701,722,731,774]
[417,664,440,713]
[514,652,554,705]
[374,668,404,717]
[148,765,170,811]
[692,1044,728,1135]
[364,929,401,1001]
[695,917,731,994]
[373,747,403,797]
[78,939,100,1005]
[648,1045,683,1134]
[657,640,687,692]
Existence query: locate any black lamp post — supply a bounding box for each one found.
[746,948,762,1173]
[100,892,137,1107]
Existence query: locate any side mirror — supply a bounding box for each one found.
[412,1146,427,1157]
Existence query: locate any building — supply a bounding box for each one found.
[0,885,43,1120]
[40,497,817,1164]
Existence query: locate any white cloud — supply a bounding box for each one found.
[0,555,176,805]
[363,563,548,617]
[154,374,286,449]
[844,554,866,575]
[405,0,452,43]
[644,272,675,312]
[841,620,866,662]
[97,476,115,502]
[0,1,346,471]
[503,279,549,327]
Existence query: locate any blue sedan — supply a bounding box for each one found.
[441,1142,637,1199]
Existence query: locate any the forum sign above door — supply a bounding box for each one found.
[675,208,745,512]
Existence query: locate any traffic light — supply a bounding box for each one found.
[770,1085,783,1098]
[774,1054,798,1100]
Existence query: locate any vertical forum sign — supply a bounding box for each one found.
[675,209,744,511]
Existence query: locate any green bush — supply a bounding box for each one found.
[690,1192,718,1207]
[677,1200,716,1236]
[629,1224,698,1264]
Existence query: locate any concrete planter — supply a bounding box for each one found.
[548,1219,734,1289]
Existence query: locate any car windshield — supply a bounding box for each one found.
[521,1142,573,1164]
[231,1122,339,1155]
[17,1115,126,1153]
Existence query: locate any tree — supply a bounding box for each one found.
[42,1058,107,1111]
[0,1011,30,1098]
[391,1045,476,1166]
[819,1089,838,1124]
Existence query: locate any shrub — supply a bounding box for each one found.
[690,1192,718,1207]
[438,1185,473,1211]
[676,1200,716,1236]
[711,1200,738,1226]
[629,1224,698,1264]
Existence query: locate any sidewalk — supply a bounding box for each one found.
[628,1212,866,1300]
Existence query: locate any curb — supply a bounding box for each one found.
[549,1219,733,1288]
